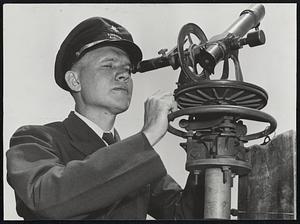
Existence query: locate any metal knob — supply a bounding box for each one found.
[239,30,266,47]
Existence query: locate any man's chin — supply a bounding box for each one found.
[111,103,130,115]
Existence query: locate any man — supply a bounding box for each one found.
[6,17,204,220]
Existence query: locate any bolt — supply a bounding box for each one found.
[194,170,201,185]
[222,166,230,184]
[158,48,168,56]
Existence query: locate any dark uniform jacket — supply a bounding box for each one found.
[6,111,204,220]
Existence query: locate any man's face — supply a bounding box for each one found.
[75,46,133,115]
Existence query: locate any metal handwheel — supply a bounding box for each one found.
[175,80,268,110]
[177,23,209,82]
[168,104,277,142]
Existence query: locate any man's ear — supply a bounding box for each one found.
[65,71,81,92]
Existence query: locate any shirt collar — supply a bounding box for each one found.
[74,111,115,143]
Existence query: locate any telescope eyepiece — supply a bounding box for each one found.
[246,30,266,47]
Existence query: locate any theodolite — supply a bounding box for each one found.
[133,4,277,219]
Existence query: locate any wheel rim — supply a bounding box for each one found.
[168,105,277,141]
[175,80,268,110]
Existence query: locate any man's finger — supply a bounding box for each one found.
[171,101,178,113]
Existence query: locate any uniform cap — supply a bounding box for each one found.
[55,17,143,91]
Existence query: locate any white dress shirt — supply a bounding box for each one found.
[74,111,115,146]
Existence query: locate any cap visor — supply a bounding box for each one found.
[81,39,142,66]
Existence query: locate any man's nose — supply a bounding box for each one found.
[115,71,130,82]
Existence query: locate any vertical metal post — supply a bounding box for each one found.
[204,167,232,219]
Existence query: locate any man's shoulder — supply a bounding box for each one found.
[13,120,67,140]
[9,120,70,151]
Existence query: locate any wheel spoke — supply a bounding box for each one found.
[238,98,262,104]
[234,94,257,102]
[184,92,207,101]
[187,34,193,45]
[193,64,198,73]
[178,96,202,104]
[212,88,220,99]
[222,88,230,99]
[226,90,245,100]
[196,89,215,100]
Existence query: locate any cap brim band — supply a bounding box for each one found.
[78,39,142,66]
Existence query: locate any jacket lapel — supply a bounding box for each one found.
[114,129,121,142]
[63,111,108,156]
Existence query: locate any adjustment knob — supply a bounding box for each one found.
[238,30,266,48]
[246,30,266,47]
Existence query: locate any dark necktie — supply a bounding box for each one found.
[102,132,116,145]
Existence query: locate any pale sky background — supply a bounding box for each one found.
[3,3,296,220]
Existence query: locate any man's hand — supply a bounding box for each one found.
[142,91,177,146]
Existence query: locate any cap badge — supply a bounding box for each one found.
[107,33,122,40]
[110,25,119,33]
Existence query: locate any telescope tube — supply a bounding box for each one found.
[198,4,265,73]
[223,4,265,38]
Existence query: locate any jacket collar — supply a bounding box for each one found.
[62,111,120,156]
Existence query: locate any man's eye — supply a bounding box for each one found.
[127,68,132,75]
[101,64,113,68]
